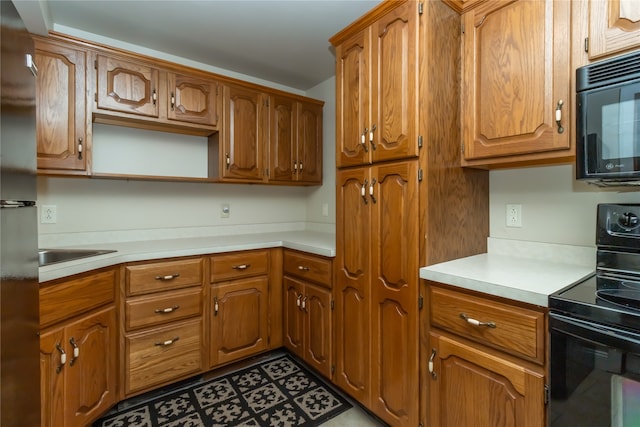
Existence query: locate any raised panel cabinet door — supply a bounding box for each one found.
[370,1,418,164]
[461,0,571,161]
[96,54,159,117]
[167,72,218,126]
[35,41,87,171]
[210,277,269,365]
[335,28,371,168]
[304,284,332,378]
[268,95,297,182]
[40,328,66,427]
[335,167,371,405]
[283,276,304,356]
[428,332,545,427]
[297,101,323,184]
[370,160,419,427]
[221,84,265,181]
[589,0,640,59]
[64,307,117,427]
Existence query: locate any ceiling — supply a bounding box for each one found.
[18,0,381,91]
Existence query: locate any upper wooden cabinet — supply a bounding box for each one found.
[34,38,89,175]
[166,72,218,126]
[587,0,640,60]
[333,1,418,168]
[460,0,573,167]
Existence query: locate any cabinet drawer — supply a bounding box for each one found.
[429,285,545,363]
[209,250,269,283]
[126,258,203,296]
[283,250,332,289]
[125,318,202,394]
[40,269,115,328]
[125,287,202,331]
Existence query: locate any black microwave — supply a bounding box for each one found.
[576,50,640,186]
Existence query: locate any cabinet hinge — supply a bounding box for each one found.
[584,37,589,53]
[418,294,424,310]
[418,2,423,15]
[418,169,423,182]
[418,135,423,149]
[544,384,550,405]
[331,299,335,310]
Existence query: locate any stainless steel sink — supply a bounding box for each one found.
[38,248,117,267]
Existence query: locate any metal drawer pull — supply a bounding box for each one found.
[460,313,496,328]
[301,296,308,311]
[155,337,179,347]
[296,294,302,308]
[214,297,219,315]
[297,265,310,271]
[56,344,66,373]
[232,264,250,270]
[361,179,369,204]
[155,305,180,314]
[69,337,79,366]
[555,100,564,134]
[428,348,437,379]
[155,273,180,281]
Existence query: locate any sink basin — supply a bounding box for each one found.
[38,248,117,267]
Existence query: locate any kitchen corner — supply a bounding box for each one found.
[420,237,596,307]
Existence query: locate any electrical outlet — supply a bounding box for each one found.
[321,203,329,217]
[41,205,57,224]
[506,204,522,228]
[220,204,230,218]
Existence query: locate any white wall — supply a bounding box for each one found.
[489,164,639,247]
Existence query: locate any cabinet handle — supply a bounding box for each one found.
[428,348,437,379]
[555,100,564,134]
[297,265,310,271]
[154,336,179,347]
[214,297,219,315]
[170,92,175,110]
[294,162,298,172]
[56,343,66,373]
[369,178,377,204]
[299,162,303,172]
[225,153,230,169]
[155,305,180,314]
[361,128,369,152]
[459,312,496,328]
[155,273,180,281]
[25,54,38,76]
[296,294,302,308]
[69,337,79,366]
[301,296,308,311]
[152,89,157,105]
[78,137,83,160]
[232,264,250,270]
[369,124,377,150]
[361,179,369,204]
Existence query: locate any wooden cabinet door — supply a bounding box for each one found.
[304,283,332,378]
[96,54,159,117]
[461,0,571,163]
[335,28,371,168]
[210,277,269,365]
[65,307,116,427]
[370,1,418,164]
[283,276,304,356]
[588,0,640,60]
[167,72,218,126]
[269,95,297,182]
[35,40,87,172]
[40,328,65,427]
[221,84,266,181]
[429,331,545,427]
[335,167,371,405]
[297,101,323,184]
[370,160,419,427]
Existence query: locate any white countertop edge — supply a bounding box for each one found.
[39,231,336,283]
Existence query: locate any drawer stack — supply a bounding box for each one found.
[123,257,204,396]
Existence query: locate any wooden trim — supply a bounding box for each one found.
[329,0,409,46]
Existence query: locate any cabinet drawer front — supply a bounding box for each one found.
[430,286,545,363]
[126,258,203,296]
[125,288,202,331]
[40,269,115,328]
[283,250,332,288]
[125,318,202,394]
[210,250,269,282]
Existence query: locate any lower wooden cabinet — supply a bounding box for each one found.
[39,269,117,427]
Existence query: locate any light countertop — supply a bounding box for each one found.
[39,231,336,283]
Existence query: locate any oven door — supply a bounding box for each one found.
[550,313,640,427]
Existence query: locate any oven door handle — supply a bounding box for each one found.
[550,313,640,354]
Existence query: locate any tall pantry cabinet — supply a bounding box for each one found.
[330,1,489,426]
